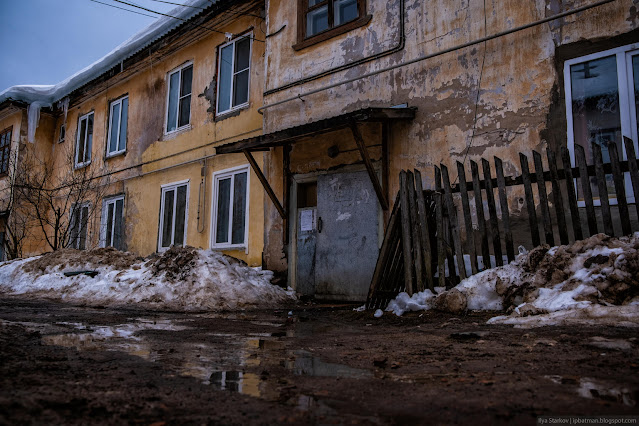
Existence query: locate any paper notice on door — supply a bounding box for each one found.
[299,209,316,232]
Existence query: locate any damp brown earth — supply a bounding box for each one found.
[1,297,638,425]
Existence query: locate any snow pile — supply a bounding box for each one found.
[383,233,639,327]
[0,246,295,311]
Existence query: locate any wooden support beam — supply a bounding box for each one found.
[382,122,390,220]
[283,144,291,245]
[350,122,389,211]
[243,149,287,220]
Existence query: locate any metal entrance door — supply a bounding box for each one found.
[313,170,379,301]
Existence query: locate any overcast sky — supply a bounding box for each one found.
[0,0,182,91]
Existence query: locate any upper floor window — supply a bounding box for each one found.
[564,42,639,204]
[107,96,128,156]
[166,63,193,133]
[58,124,65,143]
[295,0,369,50]
[211,165,249,249]
[75,112,94,168]
[0,127,12,175]
[216,35,252,116]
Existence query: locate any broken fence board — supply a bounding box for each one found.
[441,164,467,280]
[592,143,614,237]
[470,160,491,270]
[624,136,639,223]
[399,170,415,296]
[575,144,597,237]
[533,150,554,247]
[520,153,540,248]
[406,171,425,292]
[414,169,435,290]
[457,161,479,274]
[547,148,569,245]
[560,147,583,242]
[608,141,632,236]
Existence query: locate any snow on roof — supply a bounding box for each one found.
[0,0,218,108]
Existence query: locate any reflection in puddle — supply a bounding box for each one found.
[36,315,375,413]
[545,375,637,407]
[288,350,373,379]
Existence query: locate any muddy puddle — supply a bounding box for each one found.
[27,314,375,407]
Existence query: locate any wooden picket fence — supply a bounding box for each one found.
[366,137,639,310]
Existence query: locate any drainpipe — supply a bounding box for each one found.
[258,0,616,114]
[262,0,406,97]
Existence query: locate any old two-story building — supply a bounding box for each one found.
[215,0,639,301]
[0,0,268,266]
[1,0,638,302]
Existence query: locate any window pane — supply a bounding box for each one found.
[216,178,231,244]
[234,38,250,72]
[161,189,174,248]
[218,45,233,113]
[114,199,124,250]
[118,98,128,152]
[86,114,93,162]
[174,185,187,246]
[178,95,191,128]
[181,65,193,97]
[306,5,328,37]
[633,55,639,141]
[79,206,89,250]
[231,172,247,245]
[570,55,621,199]
[70,208,79,248]
[106,203,114,247]
[109,103,120,154]
[334,0,358,25]
[77,118,86,164]
[233,70,249,107]
[167,71,180,132]
[308,0,324,6]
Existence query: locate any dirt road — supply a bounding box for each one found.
[0,297,637,425]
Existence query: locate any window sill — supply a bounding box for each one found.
[106,150,126,159]
[163,124,192,140]
[293,15,372,51]
[211,244,247,252]
[74,161,91,170]
[215,103,249,122]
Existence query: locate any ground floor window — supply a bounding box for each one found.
[564,42,639,203]
[211,165,249,249]
[100,195,124,250]
[158,181,189,251]
[69,202,90,250]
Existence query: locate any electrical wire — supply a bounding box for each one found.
[147,0,206,10]
[454,0,488,185]
[112,0,265,42]
[89,0,158,18]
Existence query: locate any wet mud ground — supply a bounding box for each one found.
[0,297,638,425]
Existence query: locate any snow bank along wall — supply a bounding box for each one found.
[260,0,639,277]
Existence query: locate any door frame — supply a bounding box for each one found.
[287,164,384,293]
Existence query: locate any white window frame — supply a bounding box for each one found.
[58,123,65,143]
[164,62,193,134]
[564,42,639,206]
[69,202,91,250]
[158,179,190,252]
[106,96,128,157]
[75,111,94,168]
[215,34,252,117]
[210,165,250,250]
[100,195,125,249]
